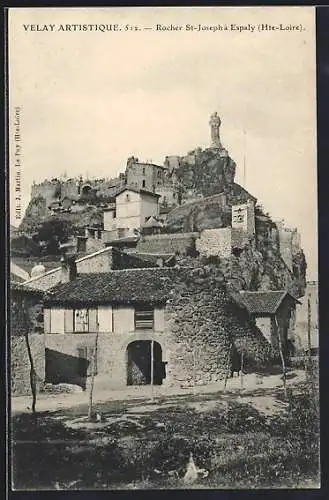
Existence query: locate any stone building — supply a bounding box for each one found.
[103,187,160,232]
[22,246,161,291]
[43,266,273,390]
[237,290,301,357]
[10,282,45,395]
[125,157,166,193]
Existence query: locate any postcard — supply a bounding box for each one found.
[8,6,319,491]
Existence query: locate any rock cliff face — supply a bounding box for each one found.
[166,185,256,234]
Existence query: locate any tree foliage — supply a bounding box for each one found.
[32,219,74,255]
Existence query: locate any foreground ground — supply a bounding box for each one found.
[11,369,320,490]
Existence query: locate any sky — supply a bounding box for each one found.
[8,7,317,280]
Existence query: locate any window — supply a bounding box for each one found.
[74,309,89,332]
[142,180,146,188]
[64,308,98,333]
[142,167,145,175]
[135,306,154,330]
[126,194,130,202]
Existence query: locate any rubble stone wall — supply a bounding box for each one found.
[164,267,272,387]
[11,334,45,395]
[85,237,104,255]
[196,228,232,258]
[137,232,199,255]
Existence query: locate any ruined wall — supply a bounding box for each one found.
[137,233,199,256]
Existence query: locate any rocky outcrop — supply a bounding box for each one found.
[175,147,236,198]
[166,185,256,234]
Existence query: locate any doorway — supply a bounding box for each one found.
[126,340,164,386]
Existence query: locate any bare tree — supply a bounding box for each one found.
[240,341,246,390]
[23,298,37,413]
[275,316,287,399]
[223,342,233,391]
[88,326,99,421]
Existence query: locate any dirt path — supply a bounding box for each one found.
[11,370,306,415]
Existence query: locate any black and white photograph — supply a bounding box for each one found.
[8,6,319,490]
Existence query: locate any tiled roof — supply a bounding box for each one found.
[45,268,183,305]
[238,291,300,315]
[11,282,45,296]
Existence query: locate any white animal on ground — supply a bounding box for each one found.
[183,452,208,484]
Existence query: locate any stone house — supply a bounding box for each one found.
[22,246,158,291]
[125,158,166,193]
[103,187,160,232]
[43,266,273,390]
[10,283,45,395]
[237,290,301,357]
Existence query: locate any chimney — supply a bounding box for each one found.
[60,254,77,283]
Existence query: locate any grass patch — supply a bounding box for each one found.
[12,385,320,490]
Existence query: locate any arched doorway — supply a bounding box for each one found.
[126,340,164,386]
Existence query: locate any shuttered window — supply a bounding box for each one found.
[64,309,74,333]
[63,308,99,333]
[135,306,154,330]
[44,308,51,333]
[88,308,98,332]
[74,309,88,332]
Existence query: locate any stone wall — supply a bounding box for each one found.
[11,334,45,395]
[77,248,113,274]
[137,233,199,256]
[11,290,45,395]
[23,247,160,291]
[23,248,115,290]
[45,331,169,390]
[196,228,232,258]
[85,237,104,255]
[11,293,44,336]
[164,266,273,387]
